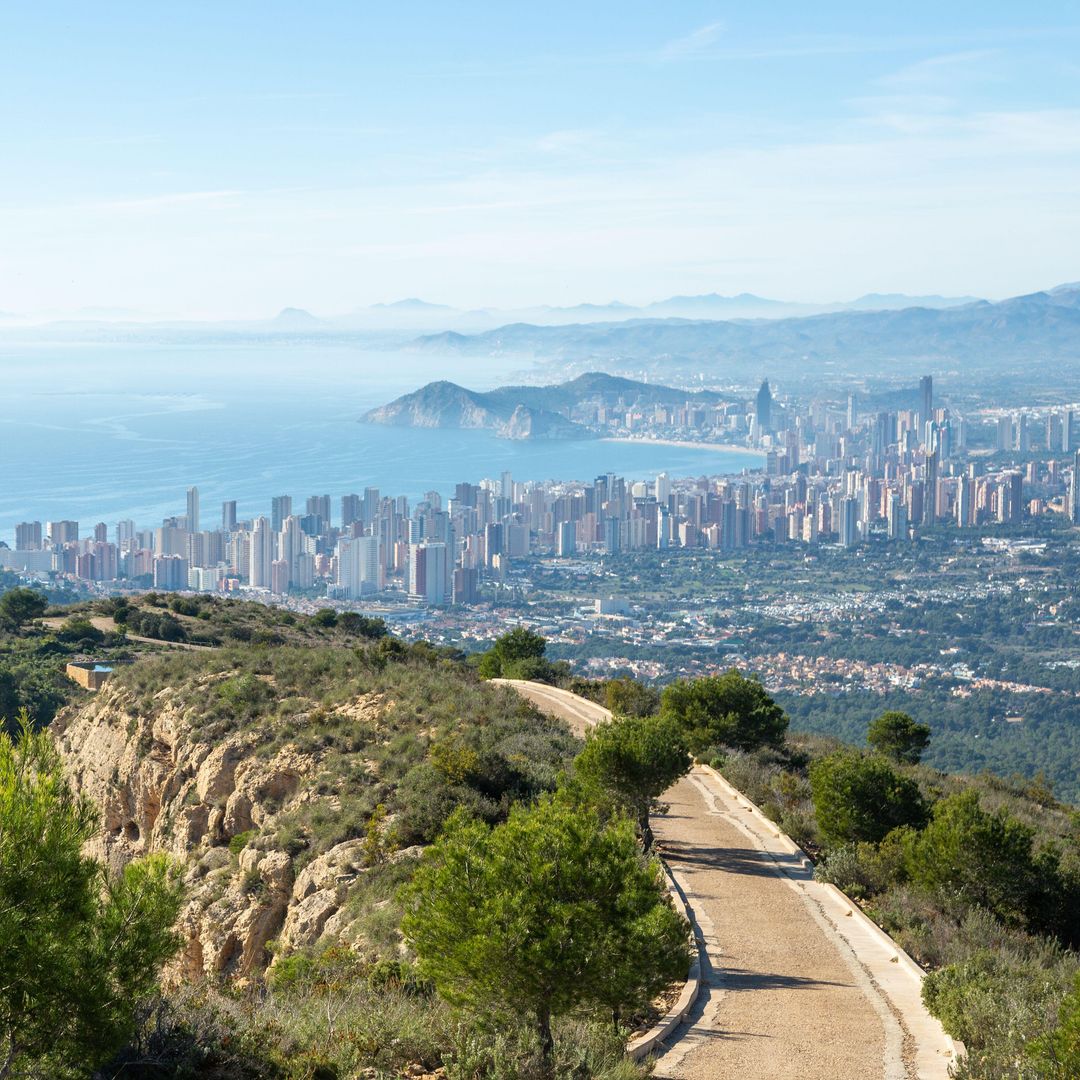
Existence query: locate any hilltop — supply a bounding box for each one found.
[361,371,724,440]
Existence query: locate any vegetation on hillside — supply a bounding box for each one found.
[0,716,183,1078]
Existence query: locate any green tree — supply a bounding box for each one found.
[0,588,47,632]
[867,711,931,765]
[809,750,927,848]
[1026,971,1080,1078]
[660,669,788,753]
[400,795,689,1076]
[0,713,184,1077]
[904,788,1040,925]
[476,627,549,681]
[605,676,660,718]
[574,714,689,849]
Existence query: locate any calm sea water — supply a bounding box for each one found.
[0,341,759,543]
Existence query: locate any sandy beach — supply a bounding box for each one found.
[600,436,766,456]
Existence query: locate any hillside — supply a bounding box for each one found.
[50,635,579,981]
[411,287,1080,387]
[361,371,723,438]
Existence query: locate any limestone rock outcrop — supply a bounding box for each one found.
[51,677,391,979]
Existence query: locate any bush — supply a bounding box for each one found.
[809,750,927,848]
[814,834,907,899]
[904,789,1043,928]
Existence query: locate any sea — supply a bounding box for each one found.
[0,339,760,544]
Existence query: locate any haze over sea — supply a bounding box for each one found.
[0,341,759,545]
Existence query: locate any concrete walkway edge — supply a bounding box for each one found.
[698,764,964,1075]
[627,863,701,1061]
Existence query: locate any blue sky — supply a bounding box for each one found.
[2,3,1079,317]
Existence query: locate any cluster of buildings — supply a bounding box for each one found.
[5,377,1080,607]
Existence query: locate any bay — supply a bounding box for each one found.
[0,341,760,543]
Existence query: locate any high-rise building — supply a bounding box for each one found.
[955,476,973,527]
[186,486,200,534]
[222,501,237,531]
[452,566,479,605]
[1070,451,1080,524]
[306,495,331,525]
[336,535,381,598]
[557,520,576,557]
[47,520,79,545]
[407,542,448,606]
[271,495,292,532]
[14,521,42,550]
[919,375,933,433]
[839,496,859,548]
[270,559,290,595]
[996,415,1014,451]
[886,493,908,541]
[249,516,274,588]
[152,554,188,590]
[341,493,361,529]
[755,380,773,434]
[94,522,108,543]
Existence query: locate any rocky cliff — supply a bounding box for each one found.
[51,674,418,981]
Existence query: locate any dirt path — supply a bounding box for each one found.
[42,615,212,650]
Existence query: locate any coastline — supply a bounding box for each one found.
[600,436,766,456]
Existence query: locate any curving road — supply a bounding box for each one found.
[499,679,958,1079]
[490,677,612,735]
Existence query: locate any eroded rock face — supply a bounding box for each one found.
[51,680,389,979]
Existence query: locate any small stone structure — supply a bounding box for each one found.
[65,661,114,691]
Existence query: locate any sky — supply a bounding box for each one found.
[2,2,1080,319]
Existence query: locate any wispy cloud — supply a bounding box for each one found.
[660,21,724,62]
[879,49,1000,89]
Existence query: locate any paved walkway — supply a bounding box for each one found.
[652,768,954,1079]
[497,681,957,1078]
[491,678,611,735]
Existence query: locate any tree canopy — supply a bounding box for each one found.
[0,588,47,631]
[476,627,556,682]
[400,795,689,1075]
[0,713,184,1077]
[660,669,788,753]
[867,710,931,765]
[809,749,927,847]
[574,713,689,849]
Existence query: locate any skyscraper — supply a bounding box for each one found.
[271,495,292,532]
[1070,450,1080,524]
[249,516,274,588]
[839,496,859,548]
[341,493,361,528]
[407,542,448,606]
[186,486,200,534]
[222,501,237,531]
[756,380,773,433]
[919,375,933,433]
[14,522,42,550]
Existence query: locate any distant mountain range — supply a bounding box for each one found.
[411,286,1080,384]
[0,289,986,335]
[311,290,983,329]
[361,372,723,440]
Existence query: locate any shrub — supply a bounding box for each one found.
[809,750,927,848]
[904,789,1042,928]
